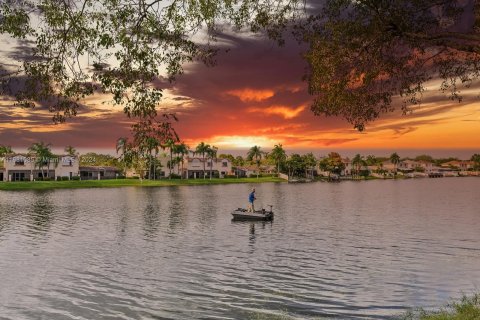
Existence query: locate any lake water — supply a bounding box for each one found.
[0,178,479,319]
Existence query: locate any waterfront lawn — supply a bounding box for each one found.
[247,294,480,320]
[0,177,286,190]
[404,294,480,320]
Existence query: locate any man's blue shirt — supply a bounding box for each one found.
[249,192,255,203]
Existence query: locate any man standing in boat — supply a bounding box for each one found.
[248,188,256,213]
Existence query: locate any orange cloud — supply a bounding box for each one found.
[248,105,306,119]
[188,135,279,149]
[226,88,275,102]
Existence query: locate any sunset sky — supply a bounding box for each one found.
[1,33,479,157]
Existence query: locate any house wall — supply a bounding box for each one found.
[80,169,118,180]
[182,158,233,178]
[2,154,79,180]
[55,156,80,178]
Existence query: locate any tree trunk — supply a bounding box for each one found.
[154,151,157,180]
[181,158,184,179]
[147,153,151,180]
[169,150,173,179]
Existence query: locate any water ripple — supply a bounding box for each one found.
[0,179,480,319]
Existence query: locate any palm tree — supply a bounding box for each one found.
[302,153,317,179]
[247,145,263,178]
[173,142,189,178]
[270,144,287,174]
[178,143,189,178]
[472,154,480,171]
[366,155,377,166]
[390,152,400,175]
[195,142,210,179]
[206,145,218,179]
[64,145,77,156]
[28,142,54,179]
[116,137,130,175]
[164,138,176,179]
[146,136,160,179]
[0,145,13,157]
[352,154,363,177]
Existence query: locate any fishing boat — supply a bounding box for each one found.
[231,205,274,221]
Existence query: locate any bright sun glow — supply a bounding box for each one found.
[193,135,280,149]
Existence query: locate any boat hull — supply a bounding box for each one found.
[231,209,274,221]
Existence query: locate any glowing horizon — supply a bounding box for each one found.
[1,35,479,155]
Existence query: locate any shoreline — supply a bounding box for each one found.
[0,175,477,191]
[0,177,286,191]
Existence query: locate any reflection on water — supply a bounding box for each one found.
[0,178,480,319]
[29,191,54,236]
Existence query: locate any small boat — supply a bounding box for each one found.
[231,206,274,221]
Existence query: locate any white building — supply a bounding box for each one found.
[1,154,79,181]
[126,155,234,179]
[398,160,435,173]
[182,157,233,179]
[341,158,353,176]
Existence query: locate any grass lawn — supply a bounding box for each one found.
[247,294,480,320]
[404,294,480,320]
[0,177,286,191]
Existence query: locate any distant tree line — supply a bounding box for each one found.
[2,143,480,179]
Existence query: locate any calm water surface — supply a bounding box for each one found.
[0,178,479,319]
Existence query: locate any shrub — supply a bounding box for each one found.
[56,176,62,181]
[359,170,370,177]
[62,176,69,181]
[117,175,126,179]
[43,177,51,181]
[36,177,43,181]
[224,175,237,178]
[127,176,140,179]
[168,173,182,179]
[403,293,480,320]
[71,176,80,180]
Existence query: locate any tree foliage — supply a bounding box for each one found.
[28,141,55,177]
[0,0,302,122]
[2,0,479,131]
[269,144,287,173]
[318,152,345,175]
[115,114,177,178]
[296,0,480,130]
[247,145,263,178]
[471,153,480,169]
[80,152,119,167]
[0,145,13,157]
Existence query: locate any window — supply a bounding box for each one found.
[62,157,74,166]
[14,158,25,166]
[222,162,228,167]
[13,172,25,181]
